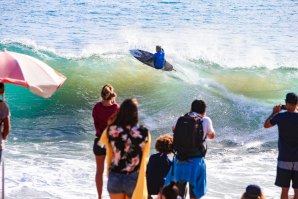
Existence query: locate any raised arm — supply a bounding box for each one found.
[264,105,282,128]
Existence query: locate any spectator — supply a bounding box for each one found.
[0,83,11,163]
[264,92,298,199]
[158,181,182,199]
[147,134,173,198]
[100,98,151,199]
[241,184,266,199]
[92,84,119,199]
[165,99,215,199]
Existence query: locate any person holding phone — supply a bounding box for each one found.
[264,92,298,199]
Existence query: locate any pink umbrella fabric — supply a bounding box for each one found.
[0,50,66,98]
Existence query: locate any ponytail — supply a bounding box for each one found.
[101,84,117,101]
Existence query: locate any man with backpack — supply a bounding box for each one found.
[165,99,215,199]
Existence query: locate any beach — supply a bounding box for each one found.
[1,0,298,198]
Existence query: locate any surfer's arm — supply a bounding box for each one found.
[147,53,157,62]
[146,57,154,62]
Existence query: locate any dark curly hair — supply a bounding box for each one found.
[155,134,173,154]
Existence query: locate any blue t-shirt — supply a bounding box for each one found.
[270,112,298,161]
[151,50,165,69]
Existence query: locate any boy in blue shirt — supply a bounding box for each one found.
[147,134,173,198]
[147,45,165,69]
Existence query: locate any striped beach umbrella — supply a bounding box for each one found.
[0,50,66,98]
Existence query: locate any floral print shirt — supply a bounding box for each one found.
[107,124,149,174]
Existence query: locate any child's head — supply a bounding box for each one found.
[241,185,266,199]
[155,134,173,154]
[160,181,179,199]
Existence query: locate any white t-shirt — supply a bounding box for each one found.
[187,112,215,138]
[201,116,215,138]
[199,115,215,150]
[0,101,10,150]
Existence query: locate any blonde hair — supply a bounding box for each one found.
[101,84,116,101]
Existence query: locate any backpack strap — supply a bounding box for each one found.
[198,117,208,157]
[192,113,209,157]
[200,118,207,142]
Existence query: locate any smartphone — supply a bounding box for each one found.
[281,105,286,110]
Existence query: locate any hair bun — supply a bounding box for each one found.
[110,92,116,98]
[101,84,116,100]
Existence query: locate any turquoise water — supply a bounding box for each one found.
[1,0,298,198]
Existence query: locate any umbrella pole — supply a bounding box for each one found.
[1,158,4,199]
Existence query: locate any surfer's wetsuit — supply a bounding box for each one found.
[151,49,165,69]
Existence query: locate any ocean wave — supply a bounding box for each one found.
[1,38,297,105]
[2,29,298,70]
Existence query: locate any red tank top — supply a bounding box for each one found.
[92,102,119,138]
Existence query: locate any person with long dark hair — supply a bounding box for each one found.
[100,98,151,199]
